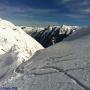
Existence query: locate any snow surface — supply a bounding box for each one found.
[0,25,90,90]
[0,18,44,70]
[0,18,89,90]
[0,18,44,87]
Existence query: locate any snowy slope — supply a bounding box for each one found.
[0,18,44,86]
[0,18,44,74]
[2,26,90,90]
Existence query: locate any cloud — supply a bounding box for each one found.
[62,0,73,3]
[80,8,90,14]
[62,0,90,16]
[0,4,56,15]
[0,3,58,26]
[79,1,89,6]
[65,14,90,19]
[12,19,60,26]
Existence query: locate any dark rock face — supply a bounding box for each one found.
[1,27,90,90]
[26,25,77,48]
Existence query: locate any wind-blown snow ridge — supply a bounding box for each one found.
[0,18,44,65]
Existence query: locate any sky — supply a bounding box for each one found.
[0,0,90,26]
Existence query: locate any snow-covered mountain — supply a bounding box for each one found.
[0,18,44,62]
[1,25,90,90]
[59,25,79,34]
[20,26,44,34]
[21,25,79,35]
[21,25,79,47]
[0,18,90,90]
[0,18,44,85]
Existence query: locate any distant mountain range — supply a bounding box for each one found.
[21,25,80,47]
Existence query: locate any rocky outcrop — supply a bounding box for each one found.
[22,25,79,47]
